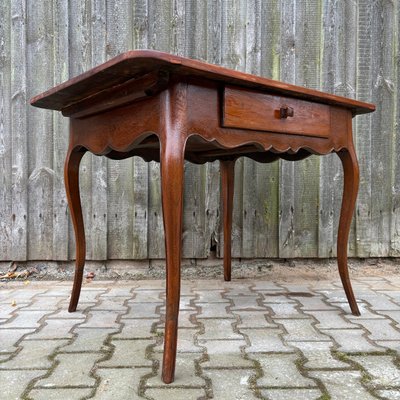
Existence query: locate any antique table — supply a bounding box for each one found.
[31,50,375,383]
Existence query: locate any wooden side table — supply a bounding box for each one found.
[31,50,375,383]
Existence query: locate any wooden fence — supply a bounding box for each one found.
[0,0,398,261]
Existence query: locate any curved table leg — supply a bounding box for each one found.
[160,137,185,384]
[337,147,360,316]
[64,146,87,313]
[221,160,235,281]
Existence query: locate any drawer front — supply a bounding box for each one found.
[223,86,330,138]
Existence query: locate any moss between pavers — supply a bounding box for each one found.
[317,394,331,400]
[330,348,400,397]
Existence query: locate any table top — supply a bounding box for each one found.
[31,50,375,116]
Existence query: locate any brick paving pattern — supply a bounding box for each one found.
[1,276,400,399]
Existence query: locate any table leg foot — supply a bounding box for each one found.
[64,147,87,313]
[221,160,235,282]
[337,147,360,316]
[160,137,184,383]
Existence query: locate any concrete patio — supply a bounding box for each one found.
[1,275,400,399]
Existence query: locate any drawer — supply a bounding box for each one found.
[222,86,330,138]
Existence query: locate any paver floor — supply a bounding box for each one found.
[1,276,400,399]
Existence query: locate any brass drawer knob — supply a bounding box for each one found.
[279,105,294,119]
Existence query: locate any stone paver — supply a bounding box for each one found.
[25,318,82,339]
[255,353,316,387]
[1,276,400,399]
[0,339,68,369]
[266,302,307,318]
[321,328,387,353]
[349,355,400,387]
[260,388,322,399]
[309,370,377,400]
[1,370,46,399]
[243,328,293,353]
[198,318,243,340]
[114,319,156,339]
[201,339,253,368]
[99,339,153,367]
[202,369,257,399]
[145,387,206,400]
[28,388,93,400]
[279,318,331,341]
[290,341,349,369]
[62,328,118,352]
[235,310,277,328]
[35,353,101,387]
[0,328,35,353]
[1,310,50,328]
[94,367,152,399]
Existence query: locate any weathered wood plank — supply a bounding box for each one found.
[184,0,208,258]
[106,0,135,259]
[278,0,296,258]
[27,0,54,259]
[220,0,246,258]
[291,0,321,258]
[369,0,395,256]
[241,0,261,258]
[205,0,223,259]
[319,0,341,258]
[391,1,400,256]
[68,0,93,261]
[147,0,172,258]
[11,0,28,261]
[52,0,70,260]
[341,0,358,257]
[254,0,281,258]
[355,0,373,258]
[132,0,150,259]
[0,0,12,259]
[90,0,108,260]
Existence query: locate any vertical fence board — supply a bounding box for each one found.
[68,0,93,260]
[241,0,261,258]
[52,0,70,260]
[27,0,54,259]
[106,0,135,259]
[319,0,344,258]
[391,2,400,256]
[132,0,150,259]
[11,0,28,261]
[220,0,247,258]
[370,0,396,256]
[342,0,359,257]
[90,0,108,260]
[355,0,373,258]
[206,0,222,258]
[0,0,12,259]
[253,0,281,258]
[291,0,321,258]
[184,0,208,258]
[146,0,173,259]
[278,0,296,258]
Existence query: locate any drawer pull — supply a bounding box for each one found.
[279,105,294,119]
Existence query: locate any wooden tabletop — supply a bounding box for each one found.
[31,50,375,116]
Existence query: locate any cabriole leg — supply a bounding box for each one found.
[64,146,87,312]
[160,137,185,383]
[337,147,360,316]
